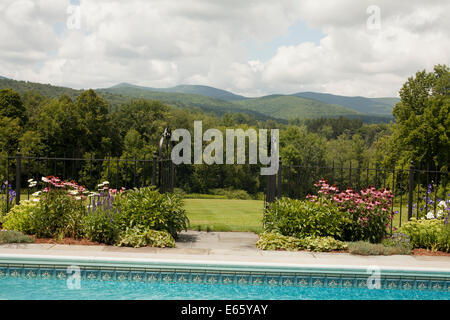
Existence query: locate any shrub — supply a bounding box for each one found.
[33,189,85,238]
[29,176,88,239]
[263,197,349,239]
[256,232,347,252]
[301,236,348,252]
[117,227,175,248]
[381,232,411,248]
[82,210,119,245]
[2,200,38,234]
[348,241,411,255]
[411,184,450,220]
[211,188,252,200]
[0,230,34,244]
[256,232,303,251]
[116,187,188,238]
[399,218,450,252]
[308,180,394,243]
[347,241,386,255]
[82,188,122,245]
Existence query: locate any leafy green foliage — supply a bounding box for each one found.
[2,200,37,234]
[256,232,347,252]
[32,189,85,239]
[0,88,27,125]
[117,226,175,248]
[301,236,348,252]
[390,65,449,169]
[116,187,189,238]
[209,188,252,200]
[263,198,349,239]
[310,180,394,243]
[256,232,303,251]
[399,218,450,252]
[81,210,120,245]
[0,230,34,244]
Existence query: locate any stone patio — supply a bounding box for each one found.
[0,231,449,271]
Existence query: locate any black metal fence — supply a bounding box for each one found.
[2,148,448,232]
[0,150,175,212]
[265,159,449,229]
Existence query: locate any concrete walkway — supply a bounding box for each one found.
[0,231,449,271]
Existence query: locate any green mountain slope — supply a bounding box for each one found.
[110,83,246,101]
[104,86,362,120]
[98,86,279,120]
[294,92,398,116]
[0,78,130,111]
[0,78,396,122]
[0,78,79,98]
[234,94,360,120]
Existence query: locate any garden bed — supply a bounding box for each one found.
[411,248,450,257]
[31,237,104,246]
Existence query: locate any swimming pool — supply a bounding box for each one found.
[0,254,449,300]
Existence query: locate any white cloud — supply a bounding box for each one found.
[0,0,448,97]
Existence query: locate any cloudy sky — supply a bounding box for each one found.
[0,0,449,97]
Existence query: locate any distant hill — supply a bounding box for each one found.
[234,94,360,119]
[0,78,79,98]
[0,76,8,80]
[110,83,246,101]
[0,78,397,122]
[97,86,277,120]
[294,92,398,116]
[0,78,278,121]
[0,78,131,111]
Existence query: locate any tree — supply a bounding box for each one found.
[0,116,21,154]
[0,89,27,126]
[35,96,83,156]
[390,65,450,170]
[280,126,326,165]
[75,90,111,156]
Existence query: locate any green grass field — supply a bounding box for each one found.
[184,199,264,233]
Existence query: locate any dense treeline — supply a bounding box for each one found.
[0,65,448,195]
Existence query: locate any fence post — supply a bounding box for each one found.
[170,161,175,193]
[277,157,282,198]
[15,148,21,205]
[5,157,9,212]
[407,161,414,220]
[152,152,157,186]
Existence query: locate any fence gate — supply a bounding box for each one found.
[155,127,175,193]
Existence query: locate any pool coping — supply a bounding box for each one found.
[1,253,450,279]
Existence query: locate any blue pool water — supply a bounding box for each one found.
[1,276,449,300]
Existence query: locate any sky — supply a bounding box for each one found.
[0,0,449,98]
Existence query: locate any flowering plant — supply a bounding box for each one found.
[0,181,16,217]
[307,179,394,243]
[411,184,449,223]
[31,176,88,238]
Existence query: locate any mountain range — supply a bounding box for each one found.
[0,77,399,122]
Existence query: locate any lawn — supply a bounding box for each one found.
[183,198,264,233]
